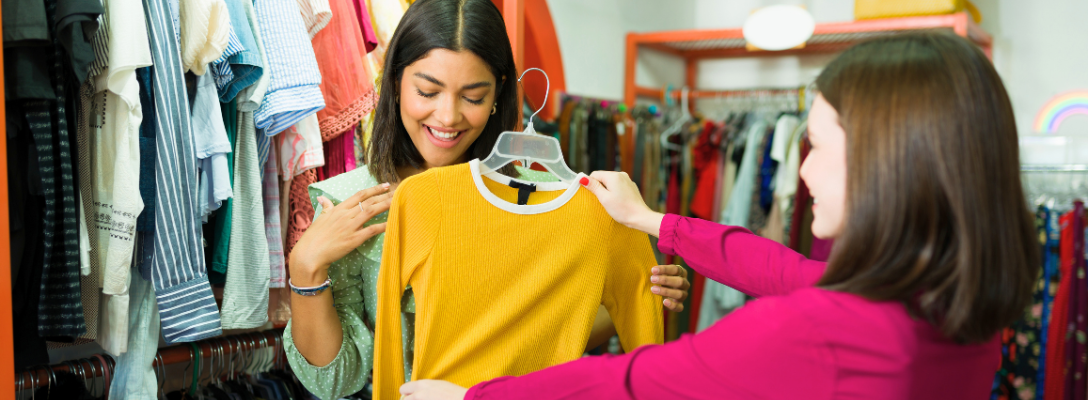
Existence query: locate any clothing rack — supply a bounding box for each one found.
[15,329,286,391]
[1022,164,1088,172]
[620,12,993,175]
[557,91,625,109]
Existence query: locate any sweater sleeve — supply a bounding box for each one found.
[465,293,835,400]
[603,223,664,351]
[657,213,826,298]
[374,173,442,400]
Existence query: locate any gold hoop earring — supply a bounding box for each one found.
[491,104,497,115]
[395,95,399,103]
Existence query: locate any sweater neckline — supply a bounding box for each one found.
[469,159,586,215]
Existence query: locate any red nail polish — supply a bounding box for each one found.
[579,177,589,186]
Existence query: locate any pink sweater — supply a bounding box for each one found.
[466,214,1000,399]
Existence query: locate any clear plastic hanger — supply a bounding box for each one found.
[660,86,691,151]
[480,68,580,183]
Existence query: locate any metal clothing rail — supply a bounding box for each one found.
[558,91,625,109]
[15,329,285,391]
[1022,165,1088,172]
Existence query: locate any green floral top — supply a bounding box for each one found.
[283,165,559,400]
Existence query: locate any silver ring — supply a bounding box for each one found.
[358,202,364,213]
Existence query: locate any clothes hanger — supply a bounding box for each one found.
[660,87,691,152]
[479,68,580,183]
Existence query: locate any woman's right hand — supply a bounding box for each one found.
[581,172,666,237]
[288,183,394,286]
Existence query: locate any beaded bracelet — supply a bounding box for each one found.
[289,277,333,296]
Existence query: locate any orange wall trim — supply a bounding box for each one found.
[0,1,15,397]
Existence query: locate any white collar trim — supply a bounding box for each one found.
[469,159,585,215]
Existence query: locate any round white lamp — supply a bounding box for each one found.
[743,5,817,51]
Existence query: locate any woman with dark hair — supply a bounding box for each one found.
[284,1,690,398]
[402,32,1039,400]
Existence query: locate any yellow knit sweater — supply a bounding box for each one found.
[373,160,663,399]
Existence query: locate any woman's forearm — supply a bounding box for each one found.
[657,214,826,298]
[288,267,345,367]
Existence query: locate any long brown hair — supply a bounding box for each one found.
[815,33,1039,344]
[366,0,519,183]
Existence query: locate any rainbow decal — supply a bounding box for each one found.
[1035,91,1088,133]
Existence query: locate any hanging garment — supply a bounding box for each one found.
[2,0,54,101]
[1067,201,1087,400]
[265,147,287,289]
[236,0,270,113]
[372,159,663,400]
[690,121,720,220]
[8,104,50,368]
[220,111,271,329]
[993,206,1049,399]
[312,0,377,140]
[75,84,102,343]
[366,0,407,65]
[699,120,768,331]
[345,126,358,172]
[192,73,234,222]
[318,130,351,180]
[34,0,98,340]
[253,0,325,136]
[107,267,159,399]
[1041,208,1059,399]
[142,0,223,343]
[214,0,263,102]
[209,100,238,284]
[789,139,813,252]
[279,114,325,178]
[297,0,332,39]
[178,0,230,75]
[1045,211,1076,400]
[283,165,561,400]
[285,169,317,263]
[748,125,775,232]
[77,0,152,353]
[352,0,378,53]
[774,120,805,240]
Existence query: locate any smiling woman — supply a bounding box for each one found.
[398,50,500,167]
[281,1,691,399]
[366,0,519,184]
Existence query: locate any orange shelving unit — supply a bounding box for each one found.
[620,12,993,174]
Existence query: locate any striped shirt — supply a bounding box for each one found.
[264,148,286,289]
[297,0,332,39]
[213,0,264,103]
[252,0,325,137]
[220,111,271,329]
[142,0,223,343]
[34,0,88,340]
[210,27,244,90]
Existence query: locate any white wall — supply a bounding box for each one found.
[974,0,1088,136]
[545,0,696,101]
[548,0,1088,138]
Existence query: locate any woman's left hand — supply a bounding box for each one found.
[652,264,690,312]
[400,380,468,400]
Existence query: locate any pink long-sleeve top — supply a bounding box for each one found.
[466,214,1000,399]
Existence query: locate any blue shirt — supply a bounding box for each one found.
[252,0,325,136]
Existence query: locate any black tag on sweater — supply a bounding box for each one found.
[508,181,537,206]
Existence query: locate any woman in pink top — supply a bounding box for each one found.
[401,32,1039,399]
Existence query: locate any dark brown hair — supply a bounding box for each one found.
[815,33,1039,343]
[367,0,519,183]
